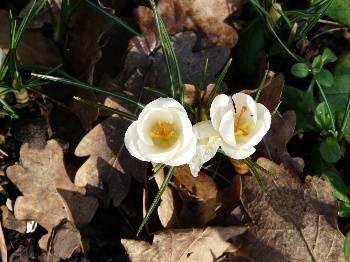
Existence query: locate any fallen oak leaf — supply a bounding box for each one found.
[6,140,98,256]
[135,0,246,49]
[120,31,229,104]
[122,226,247,262]
[74,115,144,207]
[238,158,345,261]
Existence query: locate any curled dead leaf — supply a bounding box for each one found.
[173,165,221,227]
[262,110,304,173]
[46,220,82,260]
[260,72,285,113]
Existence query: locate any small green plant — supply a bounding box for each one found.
[0,0,47,118]
[289,48,349,163]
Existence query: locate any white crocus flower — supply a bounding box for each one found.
[210,93,271,159]
[124,98,196,166]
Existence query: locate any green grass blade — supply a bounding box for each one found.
[255,70,268,102]
[137,166,175,236]
[84,0,141,36]
[339,94,350,140]
[199,58,209,91]
[315,79,337,136]
[148,0,184,104]
[206,58,232,112]
[31,73,145,109]
[296,0,335,39]
[73,96,137,121]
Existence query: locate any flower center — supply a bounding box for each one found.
[150,121,178,148]
[234,106,251,139]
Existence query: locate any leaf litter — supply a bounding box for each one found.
[6,140,98,259]
[0,0,349,260]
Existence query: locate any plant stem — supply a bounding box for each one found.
[315,79,337,136]
[339,93,350,141]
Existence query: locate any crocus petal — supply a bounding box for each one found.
[189,138,220,176]
[140,97,186,114]
[231,93,257,125]
[176,109,194,147]
[220,141,255,159]
[137,139,182,164]
[124,122,147,161]
[167,136,197,166]
[210,94,234,131]
[219,110,236,146]
[256,103,272,133]
[193,120,218,139]
[189,121,221,176]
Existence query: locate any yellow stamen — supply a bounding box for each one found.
[150,121,177,148]
[234,106,250,138]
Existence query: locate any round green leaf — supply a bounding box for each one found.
[311,55,323,73]
[321,48,337,63]
[315,69,334,88]
[314,102,334,130]
[320,137,341,163]
[291,63,309,78]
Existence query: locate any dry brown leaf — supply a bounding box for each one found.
[67,4,112,130]
[122,226,247,262]
[46,220,82,260]
[214,175,243,226]
[262,110,304,173]
[1,206,27,233]
[6,140,98,255]
[135,0,246,49]
[119,31,229,104]
[75,115,144,207]
[238,158,345,261]
[260,72,285,113]
[173,165,221,227]
[0,10,62,67]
